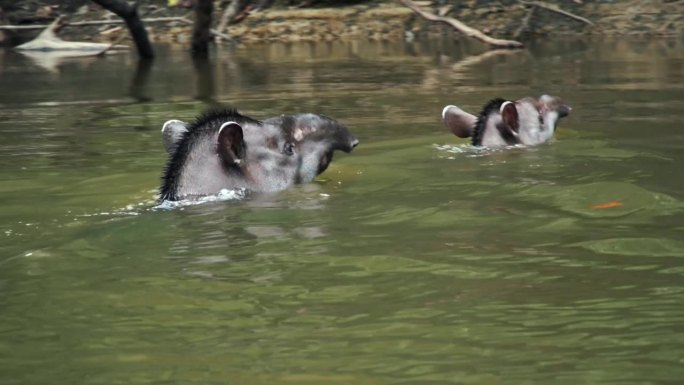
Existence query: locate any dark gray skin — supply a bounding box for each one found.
[442,95,571,147]
[159,109,358,201]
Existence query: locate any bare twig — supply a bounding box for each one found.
[519,0,593,26]
[398,0,523,49]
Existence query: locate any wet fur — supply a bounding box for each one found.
[472,98,512,146]
[159,108,357,202]
[160,108,259,201]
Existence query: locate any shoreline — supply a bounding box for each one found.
[1,1,681,48]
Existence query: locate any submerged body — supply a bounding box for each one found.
[442,95,571,147]
[159,109,358,201]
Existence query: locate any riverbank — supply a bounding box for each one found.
[1,1,681,47]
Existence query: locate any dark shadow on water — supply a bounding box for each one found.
[129,58,154,103]
[192,55,217,105]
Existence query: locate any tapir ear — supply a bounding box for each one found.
[161,119,188,154]
[500,101,519,132]
[218,121,245,166]
[442,105,477,138]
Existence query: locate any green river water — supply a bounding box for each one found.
[0,37,683,384]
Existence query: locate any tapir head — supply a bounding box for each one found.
[159,109,358,201]
[265,113,359,183]
[442,95,571,147]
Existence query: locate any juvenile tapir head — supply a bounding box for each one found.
[442,95,571,147]
[159,109,358,201]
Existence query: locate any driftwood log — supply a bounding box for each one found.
[398,0,523,49]
[14,16,126,52]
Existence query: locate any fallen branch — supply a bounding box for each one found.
[0,17,187,30]
[519,0,593,26]
[1,15,234,43]
[398,0,523,49]
[15,16,126,52]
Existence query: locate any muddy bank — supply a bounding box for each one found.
[227,0,683,43]
[1,1,682,47]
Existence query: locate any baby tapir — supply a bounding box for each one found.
[442,95,571,147]
[159,109,358,201]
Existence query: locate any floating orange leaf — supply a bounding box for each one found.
[591,201,624,209]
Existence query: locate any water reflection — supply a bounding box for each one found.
[158,185,334,277]
[15,49,102,73]
[192,56,216,104]
[128,58,154,102]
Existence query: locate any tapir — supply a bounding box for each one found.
[159,109,358,201]
[442,95,571,147]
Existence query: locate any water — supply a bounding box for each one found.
[1,37,683,384]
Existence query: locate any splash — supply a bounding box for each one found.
[153,188,249,210]
[432,143,523,158]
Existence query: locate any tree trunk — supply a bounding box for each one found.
[90,0,154,59]
[191,0,213,57]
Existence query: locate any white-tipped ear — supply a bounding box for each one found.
[162,119,186,133]
[219,121,241,134]
[499,101,520,133]
[499,101,514,114]
[442,105,477,139]
[217,121,245,164]
[442,105,456,120]
[161,119,188,154]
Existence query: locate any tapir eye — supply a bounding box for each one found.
[283,142,295,156]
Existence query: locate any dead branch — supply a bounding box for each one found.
[398,0,523,49]
[519,0,593,26]
[451,49,521,72]
[0,17,188,30]
[1,15,234,43]
[15,16,126,52]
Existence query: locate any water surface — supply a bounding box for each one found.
[1,37,683,384]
